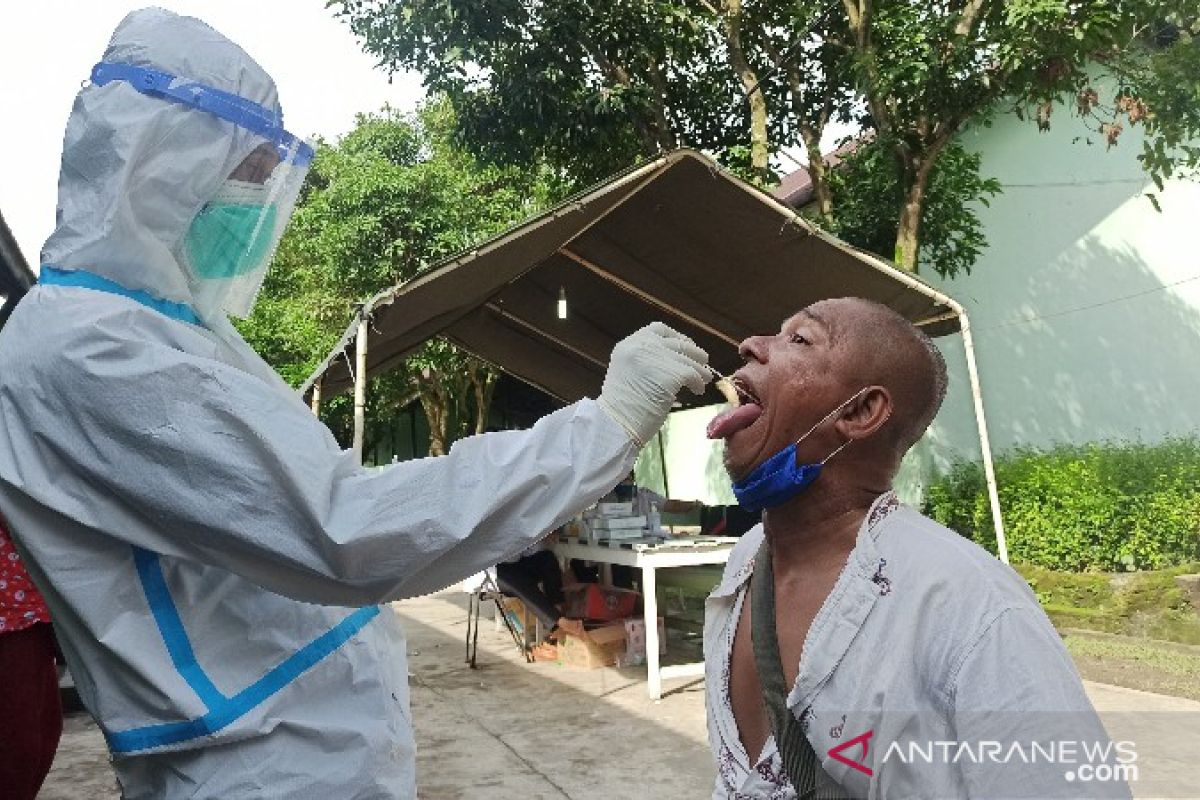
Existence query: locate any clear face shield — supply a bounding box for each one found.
[182,137,310,318]
[90,62,315,319]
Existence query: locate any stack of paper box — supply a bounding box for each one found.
[583,502,648,541]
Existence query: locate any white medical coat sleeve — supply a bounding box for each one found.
[23,323,637,606]
[949,608,1132,798]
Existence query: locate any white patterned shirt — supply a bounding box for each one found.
[704,493,1129,799]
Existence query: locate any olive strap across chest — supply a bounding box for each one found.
[750,537,842,799]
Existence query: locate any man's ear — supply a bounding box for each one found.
[837,386,892,441]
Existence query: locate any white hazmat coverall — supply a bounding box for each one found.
[0,9,709,799]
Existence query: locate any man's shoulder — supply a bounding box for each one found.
[711,524,763,597]
[867,507,1067,695]
[875,505,1036,609]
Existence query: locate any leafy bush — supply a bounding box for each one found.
[924,439,1200,571]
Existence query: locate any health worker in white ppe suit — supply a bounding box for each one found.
[0,9,712,799]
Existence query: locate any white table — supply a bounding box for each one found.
[554,537,736,699]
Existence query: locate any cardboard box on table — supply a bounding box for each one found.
[559,622,628,669]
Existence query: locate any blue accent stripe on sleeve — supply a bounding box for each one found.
[39,265,203,326]
[131,548,226,710]
[106,586,381,753]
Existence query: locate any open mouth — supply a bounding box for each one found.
[706,374,765,440]
[731,376,762,407]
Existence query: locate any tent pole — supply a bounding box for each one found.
[656,429,671,498]
[958,310,1009,563]
[310,376,323,417]
[352,311,369,465]
[655,428,676,535]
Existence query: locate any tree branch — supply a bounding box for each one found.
[843,0,890,133]
[645,61,679,150]
[581,38,661,154]
[954,0,987,38]
[722,0,772,180]
[786,60,836,222]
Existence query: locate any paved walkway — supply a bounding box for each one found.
[40,591,1200,798]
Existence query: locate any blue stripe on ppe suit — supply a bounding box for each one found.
[39,266,382,753]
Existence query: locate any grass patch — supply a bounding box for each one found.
[1063,631,1200,700]
[1020,564,1115,608]
[1065,634,1200,678]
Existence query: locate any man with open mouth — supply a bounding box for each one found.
[702,298,1128,799]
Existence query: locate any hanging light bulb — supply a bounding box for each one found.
[557,286,568,320]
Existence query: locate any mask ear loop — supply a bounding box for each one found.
[819,437,854,466]
[794,386,887,465]
[794,386,870,445]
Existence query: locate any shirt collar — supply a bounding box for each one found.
[711,491,899,600]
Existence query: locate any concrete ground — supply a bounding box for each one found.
[41,591,1200,799]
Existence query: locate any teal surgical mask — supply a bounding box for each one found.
[183,180,278,280]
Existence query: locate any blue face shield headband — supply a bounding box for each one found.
[89,62,315,167]
[731,388,869,512]
[88,61,315,318]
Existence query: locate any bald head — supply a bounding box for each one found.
[723,298,949,485]
[822,298,948,456]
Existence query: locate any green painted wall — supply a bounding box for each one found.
[913,99,1200,485]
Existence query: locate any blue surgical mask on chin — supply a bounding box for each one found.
[731,388,868,512]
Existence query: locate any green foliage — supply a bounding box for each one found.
[331,0,1200,277]
[1019,563,1116,610]
[332,0,729,184]
[238,100,560,451]
[826,139,1001,279]
[1123,20,1200,192]
[274,101,560,303]
[1002,2,1200,201]
[925,438,1200,571]
[1015,562,1200,645]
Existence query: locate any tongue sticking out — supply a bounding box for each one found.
[707,403,763,440]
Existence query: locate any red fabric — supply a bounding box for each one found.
[0,521,51,634]
[569,583,639,621]
[0,622,63,799]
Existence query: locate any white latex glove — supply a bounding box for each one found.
[597,322,711,447]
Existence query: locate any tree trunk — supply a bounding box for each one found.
[425,411,446,455]
[893,123,957,273]
[470,362,498,435]
[722,0,771,183]
[893,154,936,273]
[417,376,449,456]
[645,62,679,152]
[798,124,834,223]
